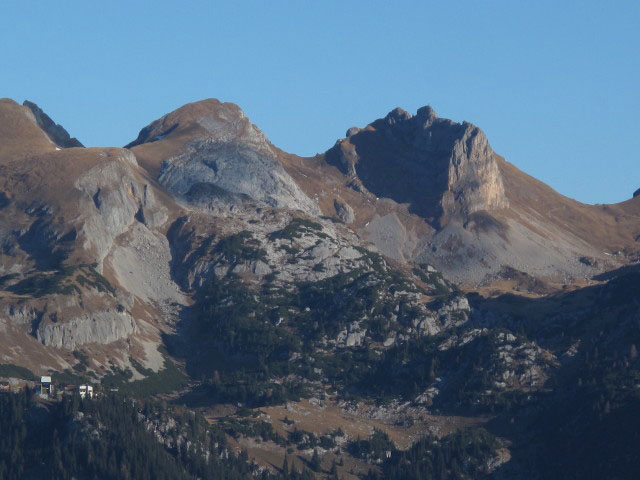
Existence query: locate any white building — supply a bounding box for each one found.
[79,384,94,399]
[40,376,53,397]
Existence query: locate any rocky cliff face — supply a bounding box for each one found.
[0,264,137,351]
[327,106,508,227]
[72,149,169,267]
[317,106,640,283]
[129,99,320,216]
[158,138,319,215]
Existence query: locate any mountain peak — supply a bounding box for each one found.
[125,98,252,149]
[416,105,437,120]
[128,98,320,216]
[369,105,438,131]
[383,106,412,124]
[327,105,508,226]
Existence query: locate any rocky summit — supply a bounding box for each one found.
[327,105,508,225]
[1,97,640,479]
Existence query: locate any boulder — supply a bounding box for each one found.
[334,198,355,223]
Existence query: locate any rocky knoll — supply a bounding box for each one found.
[327,106,508,227]
[128,99,320,216]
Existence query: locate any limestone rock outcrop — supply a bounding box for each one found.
[327,106,508,227]
[334,198,355,223]
[158,138,319,215]
[36,310,136,350]
[73,149,168,267]
[0,277,136,350]
[128,99,320,216]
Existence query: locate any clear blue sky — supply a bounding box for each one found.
[2,1,638,204]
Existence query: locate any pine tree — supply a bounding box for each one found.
[330,458,340,479]
[311,449,321,472]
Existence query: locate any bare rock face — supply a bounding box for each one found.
[36,310,136,350]
[634,188,640,198]
[23,100,84,148]
[182,183,257,214]
[73,149,168,268]
[327,106,508,227]
[0,276,137,350]
[128,99,320,216]
[334,198,355,223]
[158,138,319,215]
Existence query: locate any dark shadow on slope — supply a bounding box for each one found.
[125,122,179,148]
[326,127,450,222]
[17,219,76,270]
[592,262,640,282]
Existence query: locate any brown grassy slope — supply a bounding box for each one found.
[498,157,640,254]
[0,98,56,159]
[0,146,122,203]
[0,98,180,231]
[0,99,121,206]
